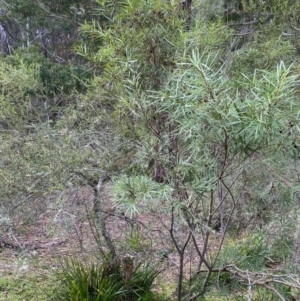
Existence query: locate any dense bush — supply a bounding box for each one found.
[5,48,94,96]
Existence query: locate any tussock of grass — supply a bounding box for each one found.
[52,257,164,301]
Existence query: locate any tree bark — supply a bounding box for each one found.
[93,173,117,259]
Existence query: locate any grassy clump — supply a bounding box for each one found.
[52,257,162,301]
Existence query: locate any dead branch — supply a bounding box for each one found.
[196,265,300,301]
[0,235,68,251]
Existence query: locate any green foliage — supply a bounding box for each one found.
[77,2,300,299]
[190,229,296,300]
[0,273,51,301]
[78,0,185,91]
[53,258,160,301]
[5,48,94,97]
[39,61,93,96]
[0,58,45,128]
[124,229,148,253]
[1,0,300,300]
[217,228,294,271]
[232,231,272,269]
[113,175,173,217]
[230,37,295,76]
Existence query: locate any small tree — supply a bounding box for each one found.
[78,1,300,300]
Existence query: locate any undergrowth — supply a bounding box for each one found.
[51,257,163,301]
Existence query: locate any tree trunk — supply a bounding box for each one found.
[93,173,117,259]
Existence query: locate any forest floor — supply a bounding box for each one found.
[0,184,217,301]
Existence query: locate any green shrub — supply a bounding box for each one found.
[5,47,94,97]
[53,257,161,301]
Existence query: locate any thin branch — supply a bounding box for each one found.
[232,31,255,36]
[169,206,180,253]
[226,19,259,27]
[292,25,300,32]
[211,170,243,216]
[196,265,299,301]
[34,1,81,27]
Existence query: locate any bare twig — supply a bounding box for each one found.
[196,265,299,301]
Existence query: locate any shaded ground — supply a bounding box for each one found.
[0,184,212,300]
